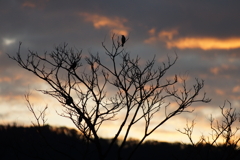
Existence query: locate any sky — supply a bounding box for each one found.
[1,0,240,143]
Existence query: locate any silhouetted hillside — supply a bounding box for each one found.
[1,124,240,160]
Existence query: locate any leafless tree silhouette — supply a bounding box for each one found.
[8,34,211,160]
[178,100,240,160]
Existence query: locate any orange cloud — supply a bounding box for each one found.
[0,77,12,83]
[21,0,49,9]
[233,86,240,93]
[158,29,178,40]
[209,64,236,75]
[145,28,178,44]
[215,89,225,95]
[145,29,240,50]
[79,12,129,36]
[22,2,36,8]
[148,28,156,35]
[166,37,240,50]
[210,67,219,75]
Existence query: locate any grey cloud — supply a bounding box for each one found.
[2,0,240,49]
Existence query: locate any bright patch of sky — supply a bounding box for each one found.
[3,38,16,46]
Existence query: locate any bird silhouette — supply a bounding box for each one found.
[69,61,77,70]
[121,35,126,47]
[65,96,73,105]
[78,116,82,125]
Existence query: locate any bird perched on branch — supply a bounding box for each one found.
[78,116,82,125]
[65,96,73,105]
[121,35,126,47]
[69,61,77,70]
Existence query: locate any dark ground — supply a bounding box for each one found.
[0,124,239,160]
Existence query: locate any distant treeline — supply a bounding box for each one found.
[0,124,239,160]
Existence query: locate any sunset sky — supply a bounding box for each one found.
[1,0,240,143]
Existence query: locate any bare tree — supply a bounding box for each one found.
[178,100,240,160]
[8,35,211,160]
